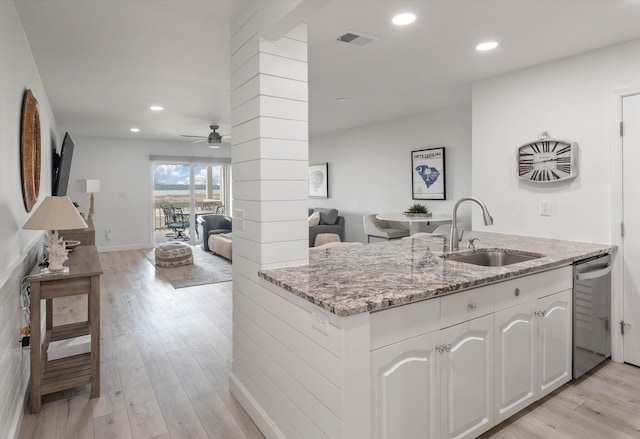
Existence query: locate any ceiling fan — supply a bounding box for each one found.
[181,124,230,148]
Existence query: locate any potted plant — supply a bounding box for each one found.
[404,203,431,217]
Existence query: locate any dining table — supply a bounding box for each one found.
[376,212,452,235]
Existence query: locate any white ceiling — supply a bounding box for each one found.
[14,0,640,144]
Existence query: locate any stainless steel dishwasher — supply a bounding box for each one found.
[573,253,612,379]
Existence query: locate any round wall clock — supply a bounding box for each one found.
[517,132,578,183]
[21,89,42,212]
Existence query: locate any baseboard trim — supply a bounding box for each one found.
[229,372,285,439]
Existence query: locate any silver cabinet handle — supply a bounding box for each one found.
[514,288,520,297]
[535,310,546,317]
[445,344,451,352]
[436,345,443,353]
[468,303,477,311]
[599,316,609,331]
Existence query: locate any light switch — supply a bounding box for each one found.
[232,209,245,231]
[540,200,552,217]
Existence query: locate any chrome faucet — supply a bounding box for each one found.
[449,197,494,251]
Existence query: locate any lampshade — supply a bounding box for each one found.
[23,196,88,231]
[82,179,100,193]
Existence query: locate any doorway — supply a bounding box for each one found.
[622,93,640,366]
[153,162,228,245]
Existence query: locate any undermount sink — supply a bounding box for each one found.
[441,249,543,267]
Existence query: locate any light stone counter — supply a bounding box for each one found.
[258,231,615,317]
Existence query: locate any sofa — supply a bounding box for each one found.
[197,214,232,251]
[308,208,345,247]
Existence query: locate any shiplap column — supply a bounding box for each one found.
[231,6,309,272]
[230,3,313,438]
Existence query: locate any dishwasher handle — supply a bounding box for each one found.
[575,263,612,281]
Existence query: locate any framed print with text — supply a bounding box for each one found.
[412,147,445,200]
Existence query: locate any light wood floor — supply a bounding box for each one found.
[19,250,264,439]
[18,249,640,439]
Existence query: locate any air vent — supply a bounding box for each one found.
[336,32,376,46]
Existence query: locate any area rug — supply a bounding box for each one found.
[144,245,232,289]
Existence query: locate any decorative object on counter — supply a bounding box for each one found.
[403,203,431,217]
[20,89,41,212]
[412,147,445,200]
[82,179,100,219]
[309,163,328,198]
[517,131,578,183]
[23,196,88,273]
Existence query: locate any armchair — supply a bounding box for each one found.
[363,214,409,243]
[197,214,232,251]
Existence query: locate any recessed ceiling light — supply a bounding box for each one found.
[130,128,140,133]
[476,41,499,51]
[336,97,348,102]
[392,13,416,26]
[150,105,164,111]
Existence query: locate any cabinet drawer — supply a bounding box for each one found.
[440,285,494,329]
[494,275,538,312]
[371,298,440,350]
[538,266,572,297]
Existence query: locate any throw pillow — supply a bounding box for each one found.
[313,208,339,225]
[308,211,320,226]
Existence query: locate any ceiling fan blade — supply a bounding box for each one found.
[181,134,207,138]
[191,139,207,144]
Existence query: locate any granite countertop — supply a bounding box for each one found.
[258,231,616,317]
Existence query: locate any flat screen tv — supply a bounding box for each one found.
[52,132,74,196]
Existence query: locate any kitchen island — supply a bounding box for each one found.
[231,232,615,439]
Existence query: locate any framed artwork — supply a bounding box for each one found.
[309,163,328,198]
[21,89,41,212]
[411,147,445,200]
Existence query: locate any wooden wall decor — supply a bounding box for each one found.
[21,89,41,212]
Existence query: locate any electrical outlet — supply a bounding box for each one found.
[311,309,329,335]
[540,200,552,217]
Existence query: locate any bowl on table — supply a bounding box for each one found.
[65,240,81,251]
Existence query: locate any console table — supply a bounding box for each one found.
[27,245,103,413]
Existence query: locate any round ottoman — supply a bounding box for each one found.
[155,241,193,268]
[314,233,341,247]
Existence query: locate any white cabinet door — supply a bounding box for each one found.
[494,301,537,423]
[371,331,440,439]
[440,314,494,439]
[537,289,572,398]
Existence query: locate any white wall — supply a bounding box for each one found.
[309,104,472,243]
[0,2,58,438]
[472,38,640,243]
[65,136,231,251]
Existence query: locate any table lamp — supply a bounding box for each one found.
[23,196,88,273]
[83,179,100,219]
